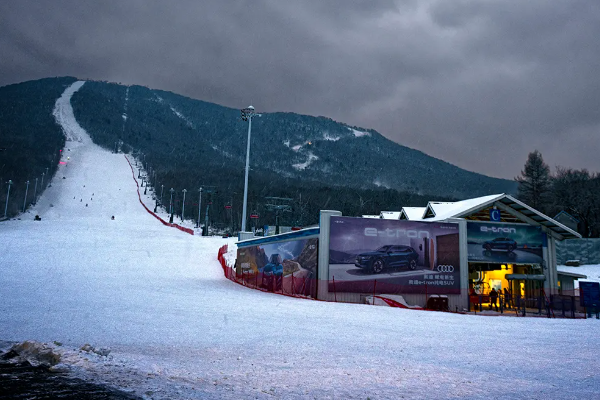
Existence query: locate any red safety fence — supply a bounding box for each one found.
[218,244,233,279]
[124,155,193,235]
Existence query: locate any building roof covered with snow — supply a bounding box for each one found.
[372,194,581,240]
[399,207,427,220]
[380,211,401,220]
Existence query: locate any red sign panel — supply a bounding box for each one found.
[225,205,232,209]
[250,214,259,219]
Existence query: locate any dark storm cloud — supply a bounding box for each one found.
[1,0,599,179]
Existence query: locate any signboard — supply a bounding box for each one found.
[490,208,501,222]
[225,205,232,209]
[467,222,544,264]
[250,214,259,219]
[328,216,460,294]
[236,238,318,297]
[580,282,600,308]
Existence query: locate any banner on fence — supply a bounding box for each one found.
[236,238,318,297]
[328,216,460,294]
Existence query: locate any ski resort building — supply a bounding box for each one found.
[236,194,583,312]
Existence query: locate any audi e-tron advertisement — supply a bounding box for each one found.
[466,222,545,264]
[328,216,461,294]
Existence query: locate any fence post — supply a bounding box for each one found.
[373,280,377,303]
[332,276,337,302]
[292,272,295,296]
[301,275,307,297]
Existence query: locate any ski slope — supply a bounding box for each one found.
[1,81,600,399]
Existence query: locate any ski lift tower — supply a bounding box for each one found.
[265,197,293,234]
[240,105,261,233]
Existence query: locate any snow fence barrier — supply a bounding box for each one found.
[124,155,193,235]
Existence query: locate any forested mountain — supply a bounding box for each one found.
[1,77,516,227]
[0,77,77,218]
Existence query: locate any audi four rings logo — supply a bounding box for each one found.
[437,265,455,272]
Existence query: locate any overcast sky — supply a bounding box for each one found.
[1,0,599,179]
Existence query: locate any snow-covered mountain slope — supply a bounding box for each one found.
[0,82,599,399]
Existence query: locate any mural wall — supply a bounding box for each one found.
[328,216,460,294]
[236,238,318,297]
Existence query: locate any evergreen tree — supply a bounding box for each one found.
[515,150,551,212]
[551,167,600,237]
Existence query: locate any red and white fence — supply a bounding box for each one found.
[124,155,193,235]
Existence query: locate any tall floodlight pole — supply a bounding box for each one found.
[41,172,45,189]
[33,178,38,205]
[169,188,175,223]
[4,180,13,218]
[240,105,260,232]
[160,184,164,207]
[197,187,203,229]
[205,202,210,236]
[181,189,187,221]
[23,180,30,212]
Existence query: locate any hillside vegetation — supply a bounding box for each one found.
[1,77,516,226]
[0,77,77,217]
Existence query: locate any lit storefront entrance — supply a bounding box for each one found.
[468,263,546,311]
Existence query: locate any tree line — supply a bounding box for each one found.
[0,77,77,218]
[515,150,600,237]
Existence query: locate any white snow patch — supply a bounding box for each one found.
[122,86,129,122]
[291,144,302,152]
[558,264,600,287]
[283,140,290,147]
[349,127,371,137]
[323,132,340,141]
[210,145,234,159]
[170,106,194,128]
[373,179,390,188]
[292,152,319,170]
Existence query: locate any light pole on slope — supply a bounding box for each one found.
[33,178,38,205]
[22,180,29,212]
[160,184,164,207]
[197,187,203,230]
[4,180,13,218]
[181,189,187,221]
[240,105,260,232]
[169,188,175,223]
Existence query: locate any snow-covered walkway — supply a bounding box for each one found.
[1,82,599,399]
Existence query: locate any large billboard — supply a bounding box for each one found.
[467,222,545,264]
[236,238,318,298]
[328,216,460,294]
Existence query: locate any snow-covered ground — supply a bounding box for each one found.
[1,81,600,399]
